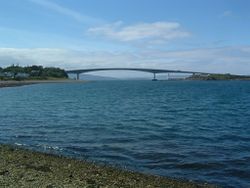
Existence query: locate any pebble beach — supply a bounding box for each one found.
[0,145,216,188]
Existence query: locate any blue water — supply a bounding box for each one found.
[0,81,250,187]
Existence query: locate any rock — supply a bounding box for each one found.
[0,170,9,176]
[46,184,54,188]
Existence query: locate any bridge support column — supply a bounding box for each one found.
[76,73,80,80]
[152,73,157,81]
[167,73,170,80]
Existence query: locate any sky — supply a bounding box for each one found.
[0,0,250,77]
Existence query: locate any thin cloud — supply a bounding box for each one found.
[88,21,190,44]
[220,10,233,18]
[28,0,103,24]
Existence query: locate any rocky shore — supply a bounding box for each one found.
[0,145,216,188]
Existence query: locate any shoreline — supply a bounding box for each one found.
[0,144,216,187]
[0,79,87,88]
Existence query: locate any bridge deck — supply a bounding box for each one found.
[66,68,206,74]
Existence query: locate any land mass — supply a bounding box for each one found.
[0,145,216,188]
[0,65,68,81]
[0,65,80,88]
[186,73,250,80]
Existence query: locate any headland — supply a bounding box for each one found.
[186,73,250,80]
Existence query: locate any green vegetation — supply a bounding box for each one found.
[187,73,250,80]
[0,65,68,80]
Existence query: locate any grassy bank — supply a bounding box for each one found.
[0,145,216,188]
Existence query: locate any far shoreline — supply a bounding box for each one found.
[0,79,87,88]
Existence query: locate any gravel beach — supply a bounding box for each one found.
[0,145,216,188]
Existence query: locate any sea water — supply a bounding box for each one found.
[0,80,250,187]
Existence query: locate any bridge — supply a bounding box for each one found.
[66,68,208,80]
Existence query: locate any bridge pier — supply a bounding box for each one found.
[76,73,80,80]
[152,73,157,81]
[167,73,170,80]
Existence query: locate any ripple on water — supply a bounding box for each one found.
[1,81,250,187]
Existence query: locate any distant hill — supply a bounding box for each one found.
[79,74,118,80]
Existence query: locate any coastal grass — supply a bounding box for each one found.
[0,144,217,188]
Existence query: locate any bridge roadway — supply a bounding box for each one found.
[66,68,208,80]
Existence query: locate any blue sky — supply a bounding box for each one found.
[0,0,250,76]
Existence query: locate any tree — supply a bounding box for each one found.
[1,65,68,80]
[42,67,68,78]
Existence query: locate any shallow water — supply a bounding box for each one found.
[0,80,250,187]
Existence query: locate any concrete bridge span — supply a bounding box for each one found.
[66,68,207,80]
